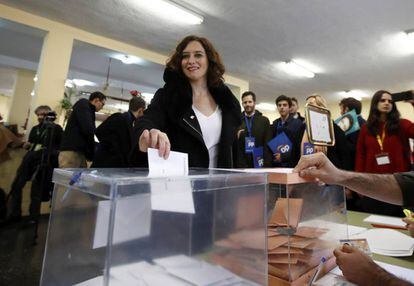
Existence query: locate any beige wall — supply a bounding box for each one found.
[0,94,12,121]
[8,69,35,131]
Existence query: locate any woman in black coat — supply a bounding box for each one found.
[131,35,241,168]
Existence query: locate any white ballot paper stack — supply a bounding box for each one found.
[363,214,407,229]
[351,228,414,256]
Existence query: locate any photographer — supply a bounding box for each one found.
[4,105,62,225]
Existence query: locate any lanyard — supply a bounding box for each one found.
[376,128,386,153]
[244,115,254,137]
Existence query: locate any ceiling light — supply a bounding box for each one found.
[136,0,203,25]
[255,102,275,111]
[339,90,368,101]
[72,79,97,87]
[113,54,144,65]
[30,90,35,97]
[280,60,316,78]
[33,74,38,82]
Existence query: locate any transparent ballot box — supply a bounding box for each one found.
[40,169,268,286]
[264,169,347,286]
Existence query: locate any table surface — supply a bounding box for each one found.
[347,211,414,269]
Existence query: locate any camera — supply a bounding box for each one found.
[392,91,414,102]
[43,111,57,122]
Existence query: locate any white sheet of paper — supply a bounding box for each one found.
[148,148,188,177]
[363,214,407,228]
[154,255,235,286]
[314,273,357,286]
[351,228,414,256]
[150,178,195,214]
[331,260,414,283]
[347,225,368,236]
[93,194,151,249]
[111,261,191,286]
[309,110,331,142]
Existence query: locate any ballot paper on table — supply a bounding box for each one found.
[92,194,151,249]
[73,261,193,286]
[148,148,189,177]
[147,148,194,214]
[330,260,414,284]
[363,214,407,230]
[153,255,236,286]
[351,228,414,257]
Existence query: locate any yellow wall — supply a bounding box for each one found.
[0,94,11,121]
[8,69,35,131]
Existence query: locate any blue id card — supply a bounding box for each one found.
[303,142,315,155]
[253,146,264,168]
[245,136,255,153]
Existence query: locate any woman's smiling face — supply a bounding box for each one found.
[181,40,209,83]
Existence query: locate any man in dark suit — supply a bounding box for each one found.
[92,96,146,168]
[59,92,106,168]
[270,95,303,167]
[235,91,272,168]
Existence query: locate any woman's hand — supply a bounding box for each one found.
[139,129,170,159]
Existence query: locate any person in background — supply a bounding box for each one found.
[294,152,414,286]
[338,97,367,210]
[355,90,414,216]
[296,94,351,170]
[290,97,305,122]
[6,105,62,224]
[59,91,106,168]
[235,91,272,168]
[270,95,302,167]
[92,95,146,168]
[131,35,241,168]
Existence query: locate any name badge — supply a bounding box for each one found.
[375,153,390,165]
[253,146,264,168]
[303,142,315,155]
[245,137,255,153]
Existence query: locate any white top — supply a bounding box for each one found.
[192,105,222,168]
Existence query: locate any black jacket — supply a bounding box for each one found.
[92,111,136,168]
[235,111,272,168]
[131,68,241,168]
[28,122,63,151]
[345,115,366,170]
[60,98,96,161]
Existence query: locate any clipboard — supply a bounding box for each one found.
[304,104,335,146]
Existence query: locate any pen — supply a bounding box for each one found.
[308,256,326,286]
[403,209,414,222]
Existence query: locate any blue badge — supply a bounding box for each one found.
[245,136,256,153]
[303,142,315,155]
[253,146,264,168]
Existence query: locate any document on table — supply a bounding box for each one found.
[330,260,414,284]
[351,228,414,256]
[363,214,407,229]
[93,194,151,249]
[153,255,236,286]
